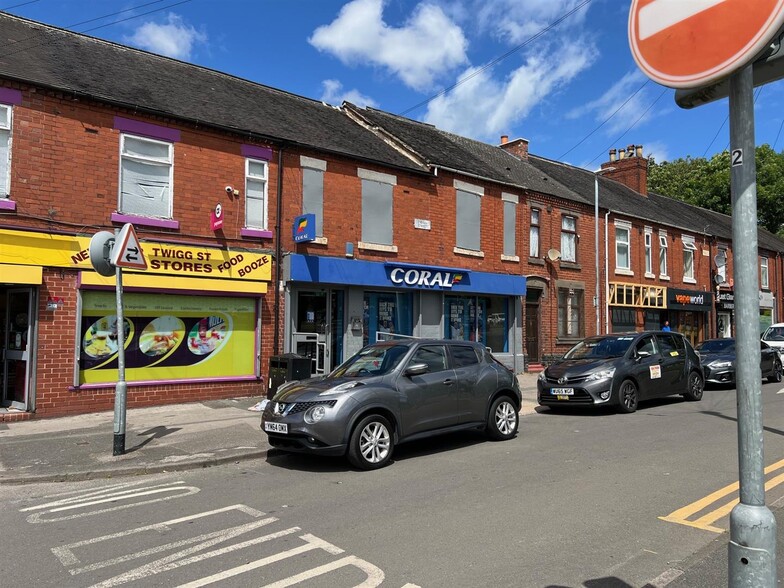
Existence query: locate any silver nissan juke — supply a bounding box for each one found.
[262,339,522,470]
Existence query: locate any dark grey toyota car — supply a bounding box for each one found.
[537,331,704,413]
[262,339,522,469]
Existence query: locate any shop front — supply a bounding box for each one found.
[0,227,270,417]
[667,287,713,347]
[716,290,734,338]
[759,290,775,335]
[607,282,667,333]
[285,254,526,374]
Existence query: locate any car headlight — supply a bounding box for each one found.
[709,360,733,369]
[319,381,362,396]
[586,367,616,381]
[304,404,327,424]
[538,371,547,382]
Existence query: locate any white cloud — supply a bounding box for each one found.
[320,79,379,108]
[474,0,590,44]
[125,13,207,60]
[642,140,670,164]
[567,70,654,135]
[423,39,597,141]
[309,0,468,91]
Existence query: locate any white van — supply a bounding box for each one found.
[761,323,784,352]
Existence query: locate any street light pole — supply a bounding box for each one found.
[594,167,615,336]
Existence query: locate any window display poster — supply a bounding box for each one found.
[79,291,256,384]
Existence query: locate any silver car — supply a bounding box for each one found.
[262,339,522,469]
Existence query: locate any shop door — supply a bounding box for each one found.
[2,288,34,410]
[525,304,540,363]
[293,291,330,376]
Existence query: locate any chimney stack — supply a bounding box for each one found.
[499,136,529,160]
[600,144,649,196]
[500,135,509,145]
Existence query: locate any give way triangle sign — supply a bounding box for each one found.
[110,223,148,270]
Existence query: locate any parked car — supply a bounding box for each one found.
[761,323,784,353]
[261,339,522,469]
[696,338,782,385]
[537,331,704,413]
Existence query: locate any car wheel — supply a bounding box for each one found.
[617,379,638,413]
[487,396,519,440]
[684,370,704,401]
[347,414,394,470]
[767,360,782,383]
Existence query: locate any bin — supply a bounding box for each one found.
[267,353,312,399]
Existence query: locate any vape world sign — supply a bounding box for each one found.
[629,0,784,88]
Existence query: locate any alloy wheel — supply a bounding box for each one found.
[495,401,517,435]
[359,421,391,464]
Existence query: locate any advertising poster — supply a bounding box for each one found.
[79,291,256,385]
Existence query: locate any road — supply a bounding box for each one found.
[2,381,783,587]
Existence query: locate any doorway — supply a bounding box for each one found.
[525,303,540,363]
[292,290,344,376]
[1,288,35,410]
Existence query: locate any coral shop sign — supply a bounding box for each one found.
[388,266,465,289]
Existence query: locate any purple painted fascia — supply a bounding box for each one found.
[0,88,22,105]
[70,375,260,391]
[241,227,273,239]
[0,198,16,211]
[111,212,180,230]
[114,116,181,142]
[241,144,273,161]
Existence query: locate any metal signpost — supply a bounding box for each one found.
[629,1,784,584]
[89,223,147,456]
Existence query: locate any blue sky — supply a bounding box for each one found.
[7,0,784,168]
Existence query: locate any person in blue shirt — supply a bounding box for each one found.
[662,321,671,331]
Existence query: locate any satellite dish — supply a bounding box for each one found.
[547,248,561,261]
[89,231,116,277]
[714,274,725,285]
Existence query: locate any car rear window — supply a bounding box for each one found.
[451,345,479,368]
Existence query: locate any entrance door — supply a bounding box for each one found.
[2,288,34,410]
[525,303,540,363]
[293,290,330,376]
[717,312,731,338]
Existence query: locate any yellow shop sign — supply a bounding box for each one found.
[0,228,271,282]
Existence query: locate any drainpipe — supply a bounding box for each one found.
[273,145,284,356]
[605,210,611,334]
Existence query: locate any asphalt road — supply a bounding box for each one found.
[2,381,783,587]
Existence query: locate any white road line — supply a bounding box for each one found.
[259,555,385,588]
[21,481,188,511]
[639,0,729,40]
[645,567,685,587]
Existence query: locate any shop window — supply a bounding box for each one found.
[0,104,11,198]
[245,158,268,230]
[363,292,412,346]
[644,229,652,276]
[682,236,696,281]
[302,157,325,237]
[643,310,660,331]
[445,295,508,352]
[557,288,583,338]
[561,215,577,263]
[503,195,517,257]
[611,308,635,333]
[119,134,173,219]
[361,171,394,246]
[456,189,481,251]
[761,257,769,289]
[529,208,540,258]
[659,233,668,277]
[615,221,631,271]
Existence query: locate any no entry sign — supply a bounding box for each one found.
[629,0,784,88]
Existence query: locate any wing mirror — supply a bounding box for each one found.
[405,363,428,376]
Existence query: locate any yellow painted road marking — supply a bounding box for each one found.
[660,458,784,533]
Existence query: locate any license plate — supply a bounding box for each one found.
[551,387,574,395]
[264,422,288,434]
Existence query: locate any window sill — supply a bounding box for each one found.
[358,241,398,253]
[454,247,485,258]
[559,261,581,270]
[644,272,656,279]
[528,257,545,266]
[112,212,179,230]
[683,277,697,284]
[0,198,16,211]
[614,268,634,276]
[501,254,519,262]
[659,275,670,281]
[241,227,273,239]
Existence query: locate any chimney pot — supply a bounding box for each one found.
[618,149,626,160]
[500,135,508,145]
[609,148,617,162]
[635,145,643,157]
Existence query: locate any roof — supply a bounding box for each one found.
[0,13,426,173]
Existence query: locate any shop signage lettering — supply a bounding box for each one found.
[675,294,704,305]
[389,267,464,289]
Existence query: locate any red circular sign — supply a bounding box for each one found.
[629,0,784,88]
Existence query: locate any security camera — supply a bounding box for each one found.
[225,185,234,194]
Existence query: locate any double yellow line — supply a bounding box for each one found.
[660,458,784,533]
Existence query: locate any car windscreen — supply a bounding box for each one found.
[563,336,635,359]
[329,344,410,378]
[763,326,784,341]
[696,340,735,353]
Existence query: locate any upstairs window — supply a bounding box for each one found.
[529,208,540,258]
[659,233,669,277]
[502,193,517,257]
[644,229,652,275]
[615,222,631,271]
[560,215,576,262]
[302,157,325,237]
[360,168,395,246]
[717,247,727,283]
[245,158,268,230]
[119,134,173,218]
[456,188,481,251]
[682,236,697,281]
[761,257,769,289]
[0,104,11,198]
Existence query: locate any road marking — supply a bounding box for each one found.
[639,0,729,40]
[660,458,784,532]
[257,555,385,588]
[645,567,684,587]
[777,388,784,394]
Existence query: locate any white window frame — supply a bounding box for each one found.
[761,256,769,289]
[717,246,727,283]
[118,133,174,218]
[529,208,540,259]
[682,235,697,283]
[614,220,632,275]
[644,227,653,277]
[560,215,577,263]
[0,104,12,198]
[245,157,269,230]
[659,231,669,279]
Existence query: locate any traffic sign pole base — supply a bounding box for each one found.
[113,433,126,456]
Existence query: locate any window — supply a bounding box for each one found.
[451,345,480,368]
[615,222,630,271]
[561,215,576,262]
[761,257,769,289]
[644,229,652,275]
[0,104,11,198]
[302,157,325,237]
[529,208,540,258]
[360,169,395,245]
[557,288,584,338]
[456,189,481,251]
[245,158,268,230]
[717,247,727,283]
[119,135,173,218]
[411,345,448,373]
[657,333,679,355]
[502,194,517,257]
[659,233,668,277]
[682,236,696,281]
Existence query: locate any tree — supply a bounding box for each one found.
[648,145,784,235]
